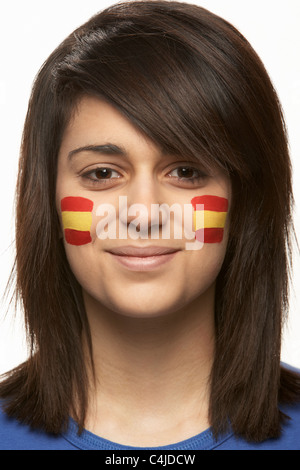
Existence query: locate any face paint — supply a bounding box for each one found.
[191,195,228,243]
[61,197,94,245]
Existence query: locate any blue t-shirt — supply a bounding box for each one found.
[0,401,300,450]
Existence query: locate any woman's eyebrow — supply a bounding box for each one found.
[68,143,127,160]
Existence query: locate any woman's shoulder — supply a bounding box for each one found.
[281,362,300,374]
[216,363,300,450]
[0,402,75,450]
[221,400,300,450]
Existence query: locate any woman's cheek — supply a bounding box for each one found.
[61,196,94,246]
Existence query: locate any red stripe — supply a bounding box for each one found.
[195,227,224,243]
[64,229,92,245]
[191,195,228,212]
[61,197,93,212]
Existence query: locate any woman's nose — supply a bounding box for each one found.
[119,175,164,240]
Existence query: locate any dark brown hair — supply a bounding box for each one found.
[1,0,299,442]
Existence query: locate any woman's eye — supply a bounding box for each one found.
[81,167,121,184]
[168,166,207,184]
[89,168,120,180]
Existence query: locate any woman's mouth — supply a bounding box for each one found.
[105,245,181,271]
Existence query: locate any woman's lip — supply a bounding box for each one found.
[106,246,181,271]
[106,246,181,257]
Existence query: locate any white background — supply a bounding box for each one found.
[0,0,299,374]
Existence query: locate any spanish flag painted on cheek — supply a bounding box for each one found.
[191,195,228,243]
[61,197,94,246]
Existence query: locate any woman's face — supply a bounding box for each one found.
[56,96,231,318]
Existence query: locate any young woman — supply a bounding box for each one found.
[0,0,299,450]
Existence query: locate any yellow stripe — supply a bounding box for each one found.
[193,210,227,231]
[62,211,92,231]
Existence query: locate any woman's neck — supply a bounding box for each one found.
[82,285,215,446]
